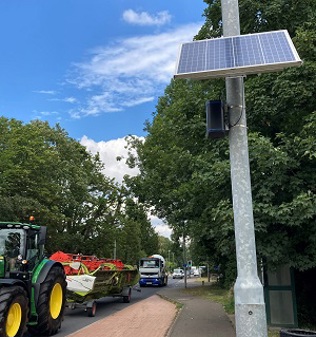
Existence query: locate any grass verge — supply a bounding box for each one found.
[183,279,234,314]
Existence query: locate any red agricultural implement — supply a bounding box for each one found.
[50,251,140,316]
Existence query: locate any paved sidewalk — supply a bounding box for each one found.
[66,294,177,337]
[159,283,236,337]
[66,280,236,337]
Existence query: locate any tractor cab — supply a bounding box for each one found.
[0,219,66,337]
[0,222,46,280]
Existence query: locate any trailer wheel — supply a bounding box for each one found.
[123,287,132,303]
[0,286,28,337]
[28,265,66,336]
[87,301,97,317]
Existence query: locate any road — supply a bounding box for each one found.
[25,278,185,337]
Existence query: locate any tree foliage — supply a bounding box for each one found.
[0,117,158,263]
[127,0,316,283]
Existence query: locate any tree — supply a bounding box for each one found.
[127,0,316,284]
[116,194,159,264]
[0,118,129,257]
[126,77,234,274]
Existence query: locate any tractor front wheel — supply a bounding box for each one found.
[28,264,66,336]
[0,286,28,337]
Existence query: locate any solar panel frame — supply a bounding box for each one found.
[174,30,302,79]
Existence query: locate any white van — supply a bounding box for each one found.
[172,268,184,279]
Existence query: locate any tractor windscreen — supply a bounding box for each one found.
[0,229,25,257]
[0,229,26,272]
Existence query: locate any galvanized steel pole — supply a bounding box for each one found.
[183,233,188,288]
[221,1,268,336]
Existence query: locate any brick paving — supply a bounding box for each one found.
[66,295,177,337]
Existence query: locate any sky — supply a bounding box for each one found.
[0,0,207,237]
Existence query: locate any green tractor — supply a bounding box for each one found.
[0,221,67,337]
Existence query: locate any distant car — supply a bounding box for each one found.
[172,268,184,279]
[193,268,200,277]
[190,266,200,277]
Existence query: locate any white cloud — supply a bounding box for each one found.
[122,96,154,107]
[63,97,77,104]
[80,136,172,238]
[33,90,57,95]
[122,9,171,26]
[79,92,122,116]
[32,110,60,118]
[80,135,141,183]
[67,22,202,118]
[150,215,172,238]
[49,96,78,104]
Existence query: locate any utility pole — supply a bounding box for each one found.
[113,239,117,260]
[182,233,187,289]
[221,1,268,336]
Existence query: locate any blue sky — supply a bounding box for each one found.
[0,1,206,237]
[0,0,206,143]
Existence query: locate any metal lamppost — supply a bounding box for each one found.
[221,1,267,336]
[182,233,188,289]
[174,2,301,335]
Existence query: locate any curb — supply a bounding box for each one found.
[156,293,184,337]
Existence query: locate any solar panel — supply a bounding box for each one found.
[174,30,302,79]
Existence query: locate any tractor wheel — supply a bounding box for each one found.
[0,286,28,337]
[28,265,66,336]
